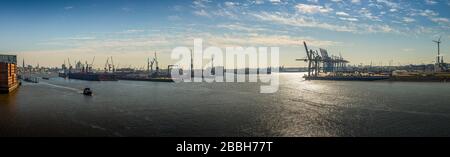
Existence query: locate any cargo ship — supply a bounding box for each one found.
[117,76,174,82]
[58,57,118,81]
[304,75,390,81]
[0,55,19,93]
[67,72,117,81]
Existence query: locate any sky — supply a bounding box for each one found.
[0,0,450,68]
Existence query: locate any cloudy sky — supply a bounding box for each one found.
[1,0,449,68]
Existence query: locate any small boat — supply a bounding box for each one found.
[42,77,50,80]
[83,88,93,96]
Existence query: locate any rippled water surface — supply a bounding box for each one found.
[1,73,450,137]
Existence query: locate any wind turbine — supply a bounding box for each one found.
[433,36,442,64]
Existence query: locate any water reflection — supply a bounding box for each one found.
[0,88,19,135]
[1,73,450,137]
[0,89,18,115]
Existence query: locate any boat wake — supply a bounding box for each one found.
[39,82,82,93]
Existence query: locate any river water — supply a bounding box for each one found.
[1,73,450,137]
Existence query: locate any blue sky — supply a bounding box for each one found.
[1,0,450,68]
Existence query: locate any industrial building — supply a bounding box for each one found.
[0,54,19,93]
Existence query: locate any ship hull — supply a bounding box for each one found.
[304,76,390,81]
[117,77,174,82]
[58,73,67,78]
[68,73,117,81]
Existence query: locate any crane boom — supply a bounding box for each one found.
[91,56,95,65]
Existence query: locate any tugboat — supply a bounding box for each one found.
[83,88,93,96]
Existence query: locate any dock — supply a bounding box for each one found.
[304,75,389,81]
[117,76,174,82]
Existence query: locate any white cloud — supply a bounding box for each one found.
[425,0,437,5]
[203,34,340,47]
[193,9,211,17]
[295,4,333,14]
[307,0,319,3]
[358,8,381,21]
[431,17,450,23]
[216,24,267,32]
[418,9,438,17]
[339,17,359,22]
[336,11,349,16]
[252,12,356,32]
[351,0,361,4]
[251,11,398,34]
[252,0,265,5]
[28,31,173,67]
[224,1,239,8]
[403,17,416,23]
[374,25,394,33]
[211,8,239,19]
[269,0,282,4]
[192,0,211,8]
[368,3,383,9]
[376,0,399,8]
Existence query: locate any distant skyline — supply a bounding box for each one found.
[1,0,450,68]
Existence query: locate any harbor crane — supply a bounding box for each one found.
[90,57,95,70]
[147,57,150,72]
[149,58,155,73]
[154,52,159,73]
[148,52,159,75]
[296,41,321,77]
[105,57,110,72]
[103,56,116,73]
[111,56,115,72]
[296,41,349,77]
[68,58,73,72]
[86,56,95,72]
